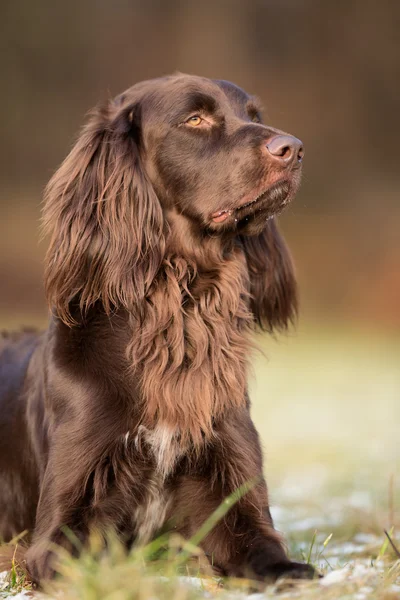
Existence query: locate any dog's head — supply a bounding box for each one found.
[43,74,301,329]
[117,74,303,236]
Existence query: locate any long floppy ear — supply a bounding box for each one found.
[240,219,298,331]
[42,99,165,325]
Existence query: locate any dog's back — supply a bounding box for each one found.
[0,330,41,541]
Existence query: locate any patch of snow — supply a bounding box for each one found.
[285,516,329,532]
[320,566,350,586]
[353,533,379,545]
[320,562,382,593]
[178,576,205,589]
[351,564,372,579]
[0,571,8,585]
[326,542,369,556]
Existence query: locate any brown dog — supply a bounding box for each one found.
[0,74,314,583]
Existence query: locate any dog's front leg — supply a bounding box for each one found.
[25,418,113,583]
[171,409,316,582]
[25,450,90,582]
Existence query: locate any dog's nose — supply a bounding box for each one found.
[265,135,304,167]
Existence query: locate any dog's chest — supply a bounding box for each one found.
[129,251,253,446]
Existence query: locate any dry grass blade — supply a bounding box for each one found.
[384,529,400,559]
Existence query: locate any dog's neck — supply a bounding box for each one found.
[164,209,235,266]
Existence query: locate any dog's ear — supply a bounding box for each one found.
[241,219,298,331]
[42,98,165,325]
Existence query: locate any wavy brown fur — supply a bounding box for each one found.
[0,74,316,585]
[129,245,253,448]
[43,102,165,324]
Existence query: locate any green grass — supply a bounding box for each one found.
[0,542,32,598]
[1,321,399,598]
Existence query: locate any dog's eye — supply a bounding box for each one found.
[251,114,261,124]
[186,115,203,127]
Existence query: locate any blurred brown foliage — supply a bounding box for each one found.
[1,0,399,327]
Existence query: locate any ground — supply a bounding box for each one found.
[1,321,399,599]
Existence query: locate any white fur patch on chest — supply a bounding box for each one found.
[130,424,186,479]
[133,476,170,545]
[121,428,178,543]
[120,425,188,543]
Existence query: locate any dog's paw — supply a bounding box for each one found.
[26,544,57,585]
[270,560,320,580]
[249,555,320,582]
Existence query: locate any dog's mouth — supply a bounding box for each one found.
[211,179,291,224]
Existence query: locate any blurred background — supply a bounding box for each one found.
[1,0,399,540]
